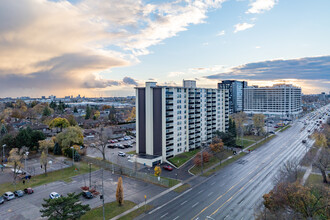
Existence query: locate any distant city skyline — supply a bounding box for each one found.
[0,0,329,97]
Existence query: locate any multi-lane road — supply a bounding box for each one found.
[146,107,329,220]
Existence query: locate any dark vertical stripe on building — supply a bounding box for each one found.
[138,88,146,154]
[153,88,162,156]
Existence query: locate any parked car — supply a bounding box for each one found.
[109,140,116,143]
[107,144,116,149]
[269,131,275,134]
[24,188,34,194]
[302,140,307,144]
[82,191,93,199]
[118,152,126,157]
[14,190,24,197]
[117,144,125,149]
[274,126,279,128]
[3,192,15,201]
[0,196,4,204]
[124,136,131,140]
[163,165,173,171]
[49,192,61,199]
[118,138,125,141]
[124,144,133,148]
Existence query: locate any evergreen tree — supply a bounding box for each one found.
[40,192,90,220]
[42,106,52,116]
[85,105,91,120]
[53,143,62,155]
[49,101,57,110]
[73,106,78,113]
[0,124,7,137]
[74,151,81,162]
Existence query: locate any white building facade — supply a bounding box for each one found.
[244,84,302,118]
[135,80,229,164]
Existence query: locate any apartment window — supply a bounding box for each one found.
[177,88,181,92]
[177,94,181,98]
[177,121,182,125]
[177,110,182,114]
[178,127,182,131]
[177,100,182,103]
[177,116,182,120]
[177,105,181,109]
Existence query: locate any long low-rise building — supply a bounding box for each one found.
[244,84,302,118]
[135,80,229,165]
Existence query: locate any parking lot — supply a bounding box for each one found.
[0,169,165,220]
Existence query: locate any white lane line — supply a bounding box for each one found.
[160,213,168,219]
[173,216,180,220]
[208,192,213,197]
[211,182,216,185]
[198,190,204,194]
[181,200,187,205]
[192,202,199,208]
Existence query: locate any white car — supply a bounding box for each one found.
[118,152,126,157]
[3,192,15,201]
[49,192,61,199]
[124,136,131,140]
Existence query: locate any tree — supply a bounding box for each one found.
[0,123,7,137]
[40,151,49,176]
[214,130,235,148]
[228,118,237,138]
[209,138,225,165]
[65,115,77,126]
[53,143,62,155]
[232,111,247,138]
[154,166,161,177]
[15,127,46,150]
[8,147,27,183]
[253,114,265,136]
[55,126,83,149]
[74,151,81,162]
[49,101,57,110]
[85,105,91,120]
[116,177,124,206]
[93,111,100,120]
[313,148,329,184]
[108,106,118,124]
[0,134,16,150]
[42,106,52,116]
[273,159,302,184]
[39,139,54,176]
[194,152,211,166]
[73,106,78,113]
[126,107,136,122]
[88,127,110,161]
[40,192,90,220]
[49,118,70,132]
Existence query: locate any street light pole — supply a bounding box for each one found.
[2,144,6,164]
[101,168,105,220]
[71,147,74,167]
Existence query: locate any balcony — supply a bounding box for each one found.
[166,94,173,99]
[166,122,173,128]
[166,106,173,111]
[166,118,173,123]
[166,100,173,105]
[166,134,173,139]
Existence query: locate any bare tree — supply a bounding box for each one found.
[88,127,112,161]
[273,159,302,184]
[8,147,28,183]
[313,148,329,184]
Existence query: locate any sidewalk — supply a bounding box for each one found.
[301,147,322,185]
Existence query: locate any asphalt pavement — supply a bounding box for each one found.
[144,109,327,220]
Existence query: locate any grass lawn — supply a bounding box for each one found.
[236,138,255,148]
[0,161,98,195]
[81,200,136,220]
[190,150,233,175]
[161,177,181,187]
[279,125,291,132]
[118,204,153,220]
[242,135,263,141]
[306,173,324,187]
[248,135,276,151]
[168,149,200,167]
[173,183,191,193]
[202,152,247,176]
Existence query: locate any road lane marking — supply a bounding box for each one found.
[211,182,216,185]
[198,190,204,194]
[160,213,168,219]
[208,192,213,197]
[173,216,180,220]
[192,202,199,208]
[181,200,187,205]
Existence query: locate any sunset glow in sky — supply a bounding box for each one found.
[0,0,329,97]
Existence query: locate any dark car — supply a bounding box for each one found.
[14,190,24,197]
[124,144,133,148]
[163,165,173,171]
[107,144,116,149]
[82,191,93,199]
[0,196,4,204]
[269,131,275,134]
[24,188,34,194]
[302,140,307,143]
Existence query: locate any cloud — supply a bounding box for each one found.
[234,22,255,33]
[217,30,225,36]
[206,56,330,81]
[255,46,261,49]
[168,71,186,78]
[0,0,226,96]
[123,76,138,86]
[246,0,277,14]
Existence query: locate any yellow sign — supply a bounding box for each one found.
[144,195,146,199]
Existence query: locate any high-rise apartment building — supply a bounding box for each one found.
[244,84,302,118]
[135,80,229,165]
[218,80,247,114]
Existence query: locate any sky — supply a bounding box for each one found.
[0,0,329,98]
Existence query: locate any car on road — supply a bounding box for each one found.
[24,188,34,194]
[163,165,173,171]
[274,125,279,128]
[269,131,275,134]
[3,192,15,201]
[49,192,61,199]
[307,129,311,132]
[14,190,24,197]
[0,196,4,204]
[118,152,126,157]
[302,140,307,144]
[82,191,93,199]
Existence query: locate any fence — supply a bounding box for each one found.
[82,156,170,187]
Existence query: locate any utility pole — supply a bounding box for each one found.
[89,163,92,188]
[101,168,105,220]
